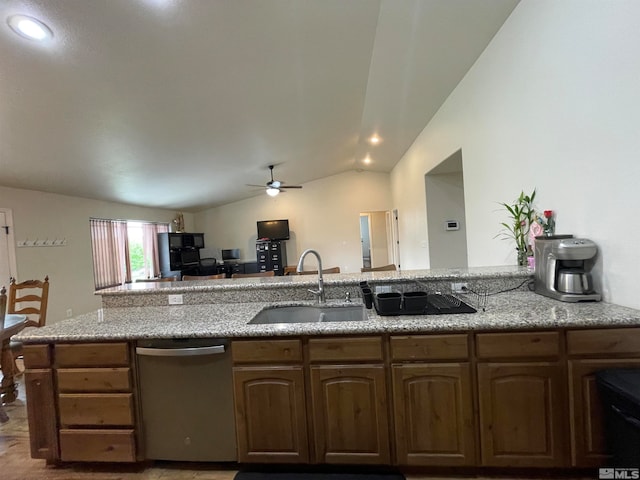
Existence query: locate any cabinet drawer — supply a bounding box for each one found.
[309,337,383,362]
[59,429,136,462]
[56,343,130,367]
[232,339,302,363]
[57,368,131,392]
[476,331,560,359]
[58,393,134,426]
[567,328,640,356]
[22,344,51,368]
[391,334,469,361]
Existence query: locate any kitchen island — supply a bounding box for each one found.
[14,266,640,471]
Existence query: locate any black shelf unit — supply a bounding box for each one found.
[256,240,287,276]
[158,232,205,278]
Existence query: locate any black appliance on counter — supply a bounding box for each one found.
[158,232,205,278]
[596,369,640,467]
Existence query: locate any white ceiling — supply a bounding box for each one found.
[0,0,518,212]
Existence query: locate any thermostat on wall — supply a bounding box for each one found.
[445,220,460,231]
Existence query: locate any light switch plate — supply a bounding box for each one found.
[168,294,183,305]
[451,282,468,294]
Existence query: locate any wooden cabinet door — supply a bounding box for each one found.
[477,362,567,467]
[24,369,59,461]
[568,358,640,467]
[310,365,390,465]
[392,363,475,466]
[233,366,308,463]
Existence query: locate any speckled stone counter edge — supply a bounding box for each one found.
[101,266,533,308]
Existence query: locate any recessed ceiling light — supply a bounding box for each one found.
[7,14,53,41]
[363,155,372,165]
[368,135,381,145]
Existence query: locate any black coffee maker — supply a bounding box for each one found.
[533,235,601,302]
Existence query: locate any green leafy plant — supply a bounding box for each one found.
[497,189,536,266]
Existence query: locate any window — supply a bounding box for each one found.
[90,218,169,289]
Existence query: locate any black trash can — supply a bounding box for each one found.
[596,369,640,467]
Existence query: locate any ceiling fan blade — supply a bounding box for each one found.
[246,184,267,188]
[279,185,302,189]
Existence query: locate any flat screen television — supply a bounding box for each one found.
[221,248,240,261]
[257,219,290,241]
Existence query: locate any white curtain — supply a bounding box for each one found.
[142,223,169,278]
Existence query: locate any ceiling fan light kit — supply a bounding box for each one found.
[248,165,303,196]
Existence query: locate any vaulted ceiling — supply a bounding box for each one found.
[0,0,519,211]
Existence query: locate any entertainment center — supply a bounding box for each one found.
[157,220,292,278]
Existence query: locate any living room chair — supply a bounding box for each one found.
[0,286,8,423]
[182,273,226,280]
[283,266,298,275]
[361,264,396,272]
[231,271,275,278]
[298,267,341,275]
[8,276,49,376]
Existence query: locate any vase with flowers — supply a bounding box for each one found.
[532,209,556,237]
[497,189,536,266]
[542,210,555,236]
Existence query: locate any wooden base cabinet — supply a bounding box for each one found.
[567,328,640,467]
[233,366,309,463]
[24,368,59,460]
[310,365,390,465]
[22,342,139,463]
[389,334,475,466]
[392,363,475,466]
[477,362,567,467]
[232,339,308,463]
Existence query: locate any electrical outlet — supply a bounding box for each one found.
[168,294,184,305]
[450,282,468,294]
[66,309,73,318]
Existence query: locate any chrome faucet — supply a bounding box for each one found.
[297,249,325,304]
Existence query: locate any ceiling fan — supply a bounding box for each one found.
[247,165,303,197]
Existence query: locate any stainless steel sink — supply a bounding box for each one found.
[248,305,367,325]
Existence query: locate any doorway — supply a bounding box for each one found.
[0,209,18,286]
[359,211,393,269]
[359,214,372,269]
[425,150,468,268]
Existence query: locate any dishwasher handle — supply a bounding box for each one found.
[136,344,226,357]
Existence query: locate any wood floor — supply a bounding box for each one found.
[1,372,592,480]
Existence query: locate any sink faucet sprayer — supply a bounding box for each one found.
[297,249,325,304]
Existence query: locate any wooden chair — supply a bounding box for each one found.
[0,286,8,423]
[8,276,50,376]
[283,266,298,276]
[297,267,341,275]
[231,271,275,278]
[182,273,226,280]
[361,264,397,272]
[8,276,49,329]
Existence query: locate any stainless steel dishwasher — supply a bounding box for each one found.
[136,338,237,461]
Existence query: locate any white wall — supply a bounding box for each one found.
[426,171,467,268]
[0,185,191,323]
[390,0,640,307]
[194,171,392,273]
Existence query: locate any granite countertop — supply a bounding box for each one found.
[17,291,640,343]
[97,266,531,296]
